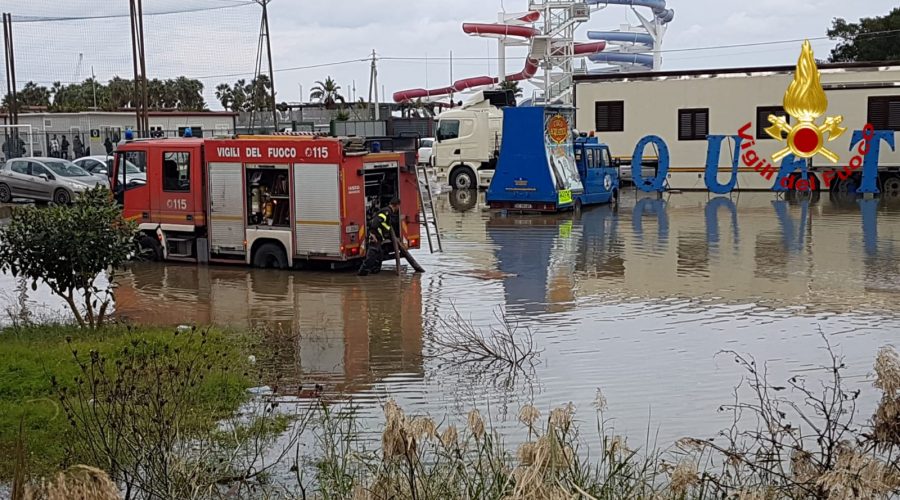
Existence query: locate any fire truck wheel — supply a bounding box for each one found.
[0,183,11,203]
[253,242,288,269]
[136,233,163,261]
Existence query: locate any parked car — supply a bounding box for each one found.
[0,157,108,205]
[73,155,146,183]
[618,161,658,186]
[417,137,434,166]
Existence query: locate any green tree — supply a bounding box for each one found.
[828,7,900,62]
[310,76,345,109]
[247,74,274,111]
[216,76,272,112]
[499,79,523,98]
[1,81,52,110]
[51,79,104,112]
[0,188,137,329]
[106,76,134,110]
[171,76,206,111]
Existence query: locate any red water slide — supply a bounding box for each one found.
[392,13,605,103]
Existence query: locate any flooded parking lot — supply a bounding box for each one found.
[2,190,900,444]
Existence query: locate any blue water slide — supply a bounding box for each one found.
[584,0,675,23]
[587,31,654,47]
[588,52,654,68]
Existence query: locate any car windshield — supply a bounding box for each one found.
[43,160,91,178]
[124,162,141,174]
[420,139,433,148]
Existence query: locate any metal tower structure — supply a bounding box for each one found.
[527,0,592,105]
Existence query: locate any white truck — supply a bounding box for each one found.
[432,91,511,190]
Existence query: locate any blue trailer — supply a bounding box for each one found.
[486,106,619,212]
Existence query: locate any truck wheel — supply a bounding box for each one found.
[883,176,900,198]
[0,183,11,203]
[253,243,288,270]
[136,233,163,261]
[832,177,857,195]
[449,189,477,212]
[450,167,476,190]
[53,189,72,205]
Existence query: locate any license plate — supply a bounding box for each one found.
[513,203,533,209]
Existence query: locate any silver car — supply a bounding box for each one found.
[0,157,108,205]
[73,155,147,184]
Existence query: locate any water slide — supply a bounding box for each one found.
[392,12,606,103]
[585,0,674,23]
[584,0,674,70]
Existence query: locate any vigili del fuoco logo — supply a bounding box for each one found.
[736,40,874,191]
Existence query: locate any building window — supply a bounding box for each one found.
[678,108,708,141]
[595,101,624,132]
[757,106,790,139]
[868,96,900,132]
[163,151,191,192]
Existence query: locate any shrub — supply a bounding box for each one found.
[0,187,136,328]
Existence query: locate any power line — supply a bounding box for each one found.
[193,58,371,81]
[10,1,254,23]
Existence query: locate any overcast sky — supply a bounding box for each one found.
[2,0,898,108]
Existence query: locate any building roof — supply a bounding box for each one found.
[0,110,238,118]
[573,60,900,83]
[116,137,206,148]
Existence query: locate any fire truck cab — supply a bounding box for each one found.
[111,134,421,269]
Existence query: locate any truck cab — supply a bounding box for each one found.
[432,90,512,190]
[573,134,619,208]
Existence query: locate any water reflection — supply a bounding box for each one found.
[859,198,900,294]
[575,206,624,280]
[705,196,739,254]
[487,214,575,316]
[631,196,669,254]
[116,266,424,394]
[5,191,900,443]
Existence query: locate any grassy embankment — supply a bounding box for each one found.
[0,324,251,480]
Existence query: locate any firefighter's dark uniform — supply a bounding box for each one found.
[358,206,398,275]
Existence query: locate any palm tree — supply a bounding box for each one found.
[499,79,523,98]
[309,77,345,109]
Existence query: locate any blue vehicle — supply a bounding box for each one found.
[573,134,619,209]
[487,106,619,212]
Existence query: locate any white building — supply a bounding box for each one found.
[574,62,900,191]
[1,111,236,158]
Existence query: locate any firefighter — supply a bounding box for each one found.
[358,197,401,276]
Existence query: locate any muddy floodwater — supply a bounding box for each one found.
[3,191,900,445]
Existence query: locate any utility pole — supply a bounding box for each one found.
[255,0,278,130]
[91,66,97,110]
[449,50,454,106]
[129,0,149,137]
[368,50,379,121]
[3,12,19,127]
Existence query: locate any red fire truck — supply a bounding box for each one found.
[111,134,421,269]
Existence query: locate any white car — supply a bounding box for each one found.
[73,155,146,183]
[619,162,658,185]
[417,138,434,166]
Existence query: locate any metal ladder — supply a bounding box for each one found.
[416,166,443,253]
